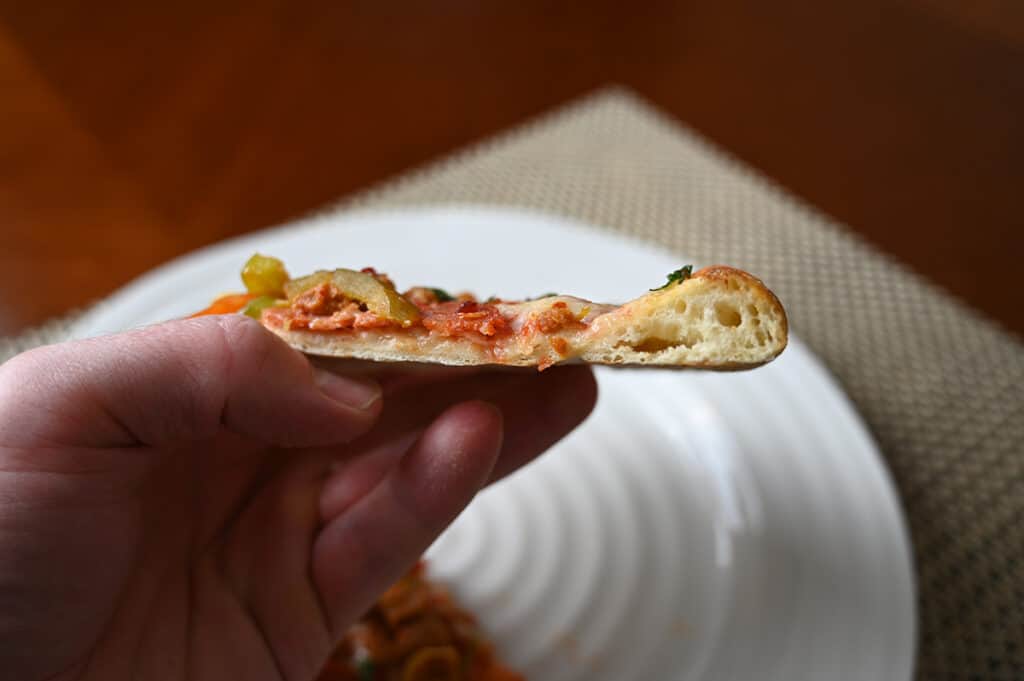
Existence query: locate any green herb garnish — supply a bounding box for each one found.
[534,292,559,299]
[650,265,693,291]
[430,287,455,302]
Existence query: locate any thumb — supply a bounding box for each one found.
[0,315,381,449]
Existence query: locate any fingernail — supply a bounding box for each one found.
[314,369,381,411]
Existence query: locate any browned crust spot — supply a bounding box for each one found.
[691,265,788,342]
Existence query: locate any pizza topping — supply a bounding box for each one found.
[191,292,257,317]
[292,283,335,315]
[360,267,398,290]
[283,270,333,300]
[650,265,693,291]
[264,291,396,332]
[523,300,585,335]
[430,288,456,303]
[307,306,394,332]
[242,254,290,297]
[421,301,510,339]
[285,268,421,327]
[242,295,283,319]
[404,287,455,306]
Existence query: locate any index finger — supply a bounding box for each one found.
[319,366,597,519]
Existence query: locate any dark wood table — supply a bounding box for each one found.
[1,1,1022,336]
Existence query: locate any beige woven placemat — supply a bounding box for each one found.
[3,88,1022,680]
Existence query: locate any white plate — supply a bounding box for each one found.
[74,205,916,681]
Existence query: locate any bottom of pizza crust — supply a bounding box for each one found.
[195,257,788,370]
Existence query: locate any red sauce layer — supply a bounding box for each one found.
[263,285,515,342]
[522,300,583,335]
[263,283,397,331]
[421,300,510,338]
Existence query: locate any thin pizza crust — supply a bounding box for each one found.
[267,265,787,370]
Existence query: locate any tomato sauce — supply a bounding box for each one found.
[522,301,582,336]
[420,301,511,339]
[264,286,513,343]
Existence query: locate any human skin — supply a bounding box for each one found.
[0,315,597,681]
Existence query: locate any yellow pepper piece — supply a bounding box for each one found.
[241,254,290,297]
[284,268,421,327]
[242,296,284,319]
[283,271,332,299]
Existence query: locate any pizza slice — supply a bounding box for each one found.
[318,562,522,681]
[195,254,787,370]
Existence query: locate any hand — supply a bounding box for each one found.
[0,315,596,681]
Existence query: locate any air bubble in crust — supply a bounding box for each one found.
[715,302,742,327]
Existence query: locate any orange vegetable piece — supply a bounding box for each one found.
[190,293,256,317]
